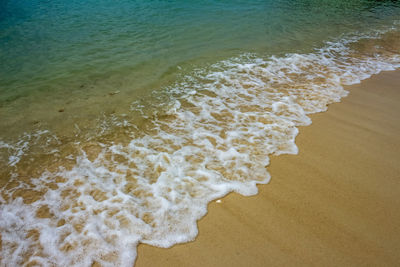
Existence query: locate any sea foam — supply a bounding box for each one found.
[0,28,399,266]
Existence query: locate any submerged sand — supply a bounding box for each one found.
[135,70,400,266]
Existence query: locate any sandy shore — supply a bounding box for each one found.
[135,70,400,267]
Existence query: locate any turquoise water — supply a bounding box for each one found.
[1,1,400,266]
[1,0,400,138]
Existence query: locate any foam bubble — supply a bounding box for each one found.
[0,27,399,266]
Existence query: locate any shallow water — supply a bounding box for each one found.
[1,0,400,138]
[1,0,400,266]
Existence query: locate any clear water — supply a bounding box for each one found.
[1,0,400,137]
[0,0,400,266]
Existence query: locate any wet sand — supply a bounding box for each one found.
[135,70,400,267]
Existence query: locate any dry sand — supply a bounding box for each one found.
[135,70,400,267]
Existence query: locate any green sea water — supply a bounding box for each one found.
[1,0,399,138]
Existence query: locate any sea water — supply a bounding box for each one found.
[0,0,400,266]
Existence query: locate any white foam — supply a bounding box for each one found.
[1,27,399,266]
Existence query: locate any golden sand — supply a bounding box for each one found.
[135,70,400,266]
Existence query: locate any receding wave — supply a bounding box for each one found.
[0,27,399,266]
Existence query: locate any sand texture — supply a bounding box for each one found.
[135,70,400,267]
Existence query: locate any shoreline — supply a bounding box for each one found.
[135,69,400,266]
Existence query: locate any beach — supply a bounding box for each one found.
[1,1,400,265]
[136,70,400,267]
